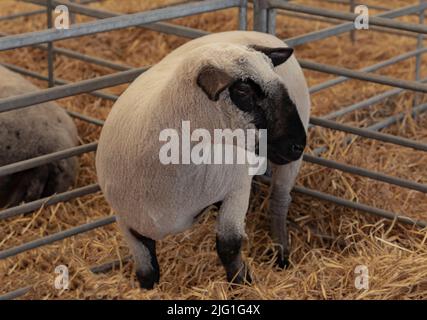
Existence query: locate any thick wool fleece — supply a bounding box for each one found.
[0,65,79,206]
[96,31,310,241]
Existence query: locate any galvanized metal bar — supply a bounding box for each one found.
[90,256,131,274]
[1,62,119,101]
[318,77,427,121]
[285,4,426,46]
[300,59,427,94]
[0,67,146,113]
[239,0,248,30]
[368,102,427,131]
[321,0,389,11]
[0,10,44,22]
[312,102,427,156]
[0,286,32,300]
[0,215,116,260]
[349,0,356,42]
[310,116,427,152]
[47,0,55,88]
[277,8,421,39]
[66,110,104,126]
[0,184,101,221]
[0,0,238,51]
[0,142,98,177]
[267,8,277,35]
[303,154,427,194]
[270,1,427,34]
[253,0,268,32]
[49,47,132,71]
[293,186,427,228]
[310,47,427,94]
[23,0,210,39]
[414,0,426,107]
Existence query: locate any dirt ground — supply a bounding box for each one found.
[0,0,426,299]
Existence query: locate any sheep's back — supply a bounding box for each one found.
[0,66,79,166]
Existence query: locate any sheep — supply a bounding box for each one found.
[96,30,310,289]
[0,65,79,208]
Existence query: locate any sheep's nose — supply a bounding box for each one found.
[289,143,305,159]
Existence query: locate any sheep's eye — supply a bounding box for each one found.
[229,79,263,112]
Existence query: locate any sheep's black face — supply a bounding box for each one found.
[229,79,306,165]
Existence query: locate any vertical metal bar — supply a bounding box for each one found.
[267,8,277,35]
[414,0,425,106]
[253,0,268,32]
[69,0,76,24]
[350,0,356,42]
[238,0,247,30]
[47,0,55,88]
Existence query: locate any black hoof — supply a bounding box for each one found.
[227,264,252,285]
[136,269,160,290]
[276,251,290,269]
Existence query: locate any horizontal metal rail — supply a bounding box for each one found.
[0,286,32,300]
[318,77,427,121]
[300,59,427,94]
[0,184,101,221]
[23,0,210,39]
[0,31,133,72]
[303,154,427,194]
[293,186,427,228]
[310,117,427,152]
[90,256,131,274]
[2,57,426,115]
[0,0,238,51]
[0,142,98,177]
[321,0,389,11]
[0,215,116,260]
[1,178,425,262]
[1,62,119,101]
[271,1,427,34]
[309,47,427,94]
[67,110,105,126]
[0,10,44,21]
[368,102,427,131]
[312,102,427,156]
[0,67,145,113]
[285,3,426,46]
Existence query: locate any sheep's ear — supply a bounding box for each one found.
[197,65,234,101]
[250,45,294,67]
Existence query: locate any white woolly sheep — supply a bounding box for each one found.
[96,31,310,289]
[0,65,79,208]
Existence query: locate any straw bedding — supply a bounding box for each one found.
[0,0,426,299]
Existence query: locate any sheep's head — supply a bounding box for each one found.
[195,43,307,165]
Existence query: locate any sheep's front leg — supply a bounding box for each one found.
[216,187,252,285]
[269,159,302,268]
[118,220,160,289]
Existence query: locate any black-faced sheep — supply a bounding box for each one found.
[96,31,310,289]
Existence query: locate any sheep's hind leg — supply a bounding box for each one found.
[124,227,160,289]
[216,189,252,285]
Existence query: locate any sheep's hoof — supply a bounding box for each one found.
[227,263,252,285]
[136,269,160,290]
[276,251,290,269]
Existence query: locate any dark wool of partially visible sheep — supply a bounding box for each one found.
[0,65,79,208]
